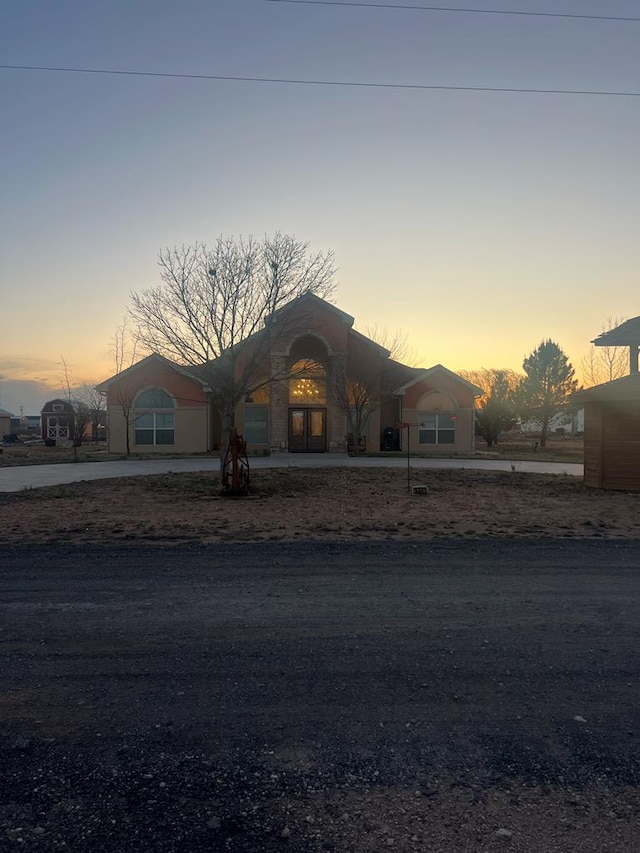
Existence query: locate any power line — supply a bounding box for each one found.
[2,64,639,97]
[264,0,640,22]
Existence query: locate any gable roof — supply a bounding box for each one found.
[592,316,640,346]
[573,372,639,402]
[348,327,391,356]
[95,353,210,393]
[0,408,16,418]
[392,364,484,397]
[265,292,354,328]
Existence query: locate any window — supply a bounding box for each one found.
[289,360,326,404]
[419,413,456,445]
[245,385,270,404]
[136,388,174,408]
[134,388,175,446]
[244,407,269,444]
[52,403,63,412]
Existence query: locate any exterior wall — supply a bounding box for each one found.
[104,360,209,455]
[379,398,401,450]
[583,403,603,488]
[397,375,477,454]
[584,401,640,491]
[41,399,76,443]
[251,307,354,453]
[0,414,12,436]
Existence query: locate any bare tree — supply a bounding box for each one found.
[129,233,337,458]
[332,362,380,453]
[76,384,105,443]
[581,316,628,387]
[105,317,142,456]
[360,324,417,366]
[60,357,93,455]
[111,316,139,374]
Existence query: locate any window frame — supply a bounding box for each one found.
[418,412,456,446]
[244,405,270,444]
[134,387,176,447]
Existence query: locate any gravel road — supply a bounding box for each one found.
[2,539,640,852]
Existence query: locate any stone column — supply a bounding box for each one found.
[270,355,289,451]
[328,354,348,452]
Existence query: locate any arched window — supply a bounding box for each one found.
[289,359,326,404]
[134,388,175,446]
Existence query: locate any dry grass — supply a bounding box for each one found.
[0,434,585,467]
[1,466,638,545]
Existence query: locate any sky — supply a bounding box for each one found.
[1,0,639,414]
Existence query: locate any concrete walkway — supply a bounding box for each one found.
[0,454,583,493]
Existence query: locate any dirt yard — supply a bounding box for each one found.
[1,466,639,545]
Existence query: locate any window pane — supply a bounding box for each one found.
[437,429,455,444]
[245,407,269,443]
[419,429,436,444]
[136,388,174,408]
[155,429,174,445]
[135,429,154,445]
[155,413,175,429]
[289,378,326,404]
[439,415,456,430]
[246,386,270,404]
[291,410,304,438]
[135,413,154,428]
[419,414,437,429]
[289,359,326,404]
[310,410,324,438]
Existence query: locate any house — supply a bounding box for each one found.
[592,316,640,375]
[575,315,640,490]
[96,294,482,455]
[41,399,76,444]
[575,373,640,491]
[392,365,482,454]
[0,408,15,438]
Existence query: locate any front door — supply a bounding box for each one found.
[289,408,326,452]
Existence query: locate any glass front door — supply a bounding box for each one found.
[289,408,326,452]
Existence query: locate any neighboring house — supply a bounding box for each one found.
[592,315,640,375]
[520,409,584,435]
[0,408,15,438]
[41,399,75,443]
[575,373,640,491]
[10,415,41,435]
[96,294,482,455]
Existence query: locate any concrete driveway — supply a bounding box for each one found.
[0,454,583,493]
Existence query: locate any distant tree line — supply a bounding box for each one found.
[463,325,629,449]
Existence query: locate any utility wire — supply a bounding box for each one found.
[2,64,639,97]
[264,0,640,23]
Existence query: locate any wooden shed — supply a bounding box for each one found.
[41,398,75,444]
[575,374,640,491]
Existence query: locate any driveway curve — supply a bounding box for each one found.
[0,454,583,493]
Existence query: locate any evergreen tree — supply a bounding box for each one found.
[521,340,578,447]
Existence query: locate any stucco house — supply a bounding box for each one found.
[96,294,482,455]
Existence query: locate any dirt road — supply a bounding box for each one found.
[2,540,640,851]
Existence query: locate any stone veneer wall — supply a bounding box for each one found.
[269,355,290,450]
